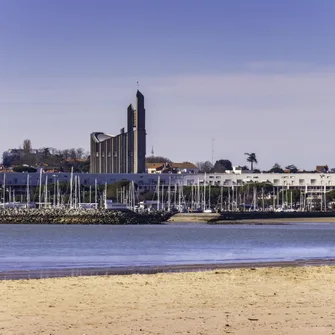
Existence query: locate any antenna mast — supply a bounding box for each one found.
[211,138,215,165]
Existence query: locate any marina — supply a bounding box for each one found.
[2,169,335,214]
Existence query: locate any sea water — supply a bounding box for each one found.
[1,223,335,271]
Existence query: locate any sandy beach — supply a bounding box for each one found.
[168,213,335,224]
[1,266,335,335]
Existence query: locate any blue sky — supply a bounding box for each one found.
[1,0,335,169]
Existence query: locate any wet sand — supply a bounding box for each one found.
[2,266,335,335]
[214,217,335,224]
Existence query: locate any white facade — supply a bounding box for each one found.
[0,172,334,192]
[0,172,183,192]
[183,173,335,199]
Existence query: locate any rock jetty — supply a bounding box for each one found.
[0,208,171,225]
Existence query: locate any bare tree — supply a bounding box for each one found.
[48,147,58,155]
[69,148,77,160]
[61,149,70,160]
[76,148,85,159]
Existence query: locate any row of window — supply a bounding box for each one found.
[187,179,334,187]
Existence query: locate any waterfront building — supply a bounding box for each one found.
[90,90,146,174]
[1,171,335,196]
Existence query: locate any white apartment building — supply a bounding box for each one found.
[0,172,334,194]
[183,172,335,198]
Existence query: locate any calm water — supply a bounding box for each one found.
[1,223,335,271]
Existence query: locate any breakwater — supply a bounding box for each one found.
[0,208,171,224]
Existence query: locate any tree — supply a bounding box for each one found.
[285,164,298,173]
[69,148,77,160]
[61,149,70,160]
[23,139,32,154]
[269,163,284,173]
[76,148,85,159]
[326,190,335,202]
[13,165,37,173]
[42,147,51,158]
[2,152,13,167]
[196,161,213,173]
[146,156,172,163]
[48,147,59,156]
[212,159,233,173]
[1,142,90,170]
[244,153,258,171]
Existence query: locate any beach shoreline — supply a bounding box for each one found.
[2,258,335,281]
[168,214,335,224]
[2,265,335,334]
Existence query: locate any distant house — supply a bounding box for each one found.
[316,165,328,173]
[146,162,198,174]
[4,148,40,158]
[0,165,13,172]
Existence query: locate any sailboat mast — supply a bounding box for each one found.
[38,169,42,208]
[178,180,181,210]
[167,177,171,212]
[203,173,206,210]
[69,167,73,208]
[220,185,223,211]
[26,174,30,206]
[197,179,200,209]
[2,173,5,207]
[45,175,48,207]
[57,180,60,207]
[161,181,164,211]
[157,176,160,211]
[78,176,81,205]
[94,179,98,209]
[104,182,107,209]
[74,176,78,209]
[53,178,56,208]
[232,185,234,211]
